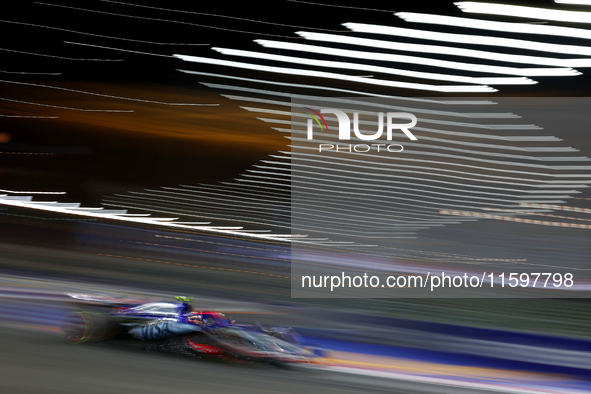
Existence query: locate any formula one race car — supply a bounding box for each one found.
[60,294,314,365]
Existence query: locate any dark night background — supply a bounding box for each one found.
[2,2,591,392]
[3,0,591,206]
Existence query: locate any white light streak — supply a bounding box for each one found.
[277,153,588,190]
[0,70,61,75]
[202,83,512,118]
[223,94,536,129]
[125,178,460,234]
[64,41,173,58]
[0,80,219,106]
[440,209,591,230]
[285,147,591,181]
[286,0,394,12]
[396,12,591,41]
[270,155,570,193]
[174,185,461,224]
[99,0,346,32]
[0,97,133,112]
[178,69,496,104]
[344,22,591,58]
[163,186,288,204]
[131,187,436,224]
[174,54,496,92]
[0,195,297,241]
[456,1,591,24]
[103,195,293,231]
[297,31,591,68]
[241,105,556,141]
[0,47,122,61]
[290,137,589,171]
[36,2,299,39]
[270,118,575,153]
[242,173,523,211]
[0,19,206,45]
[212,46,537,85]
[254,163,538,199]
[483,208,591,222]
[555,0,591,4]
[116,185,457,239]
[283,121,561,146]
[0,190,66,194]
[260,38,576,76]
[520,203,591,214]
[0,114,58,118]
[294,137,591,170]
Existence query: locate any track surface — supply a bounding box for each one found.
[2,325,515,394]
[2,219,590,393]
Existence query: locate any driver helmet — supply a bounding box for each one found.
[202,315,216,326]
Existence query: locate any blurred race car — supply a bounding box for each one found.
[60,294,314,365]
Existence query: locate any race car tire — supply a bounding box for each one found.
[60,311,115,343]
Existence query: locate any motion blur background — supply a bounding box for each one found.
[2,0,591,393]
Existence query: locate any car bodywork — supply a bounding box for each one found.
[60,294,315,365]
